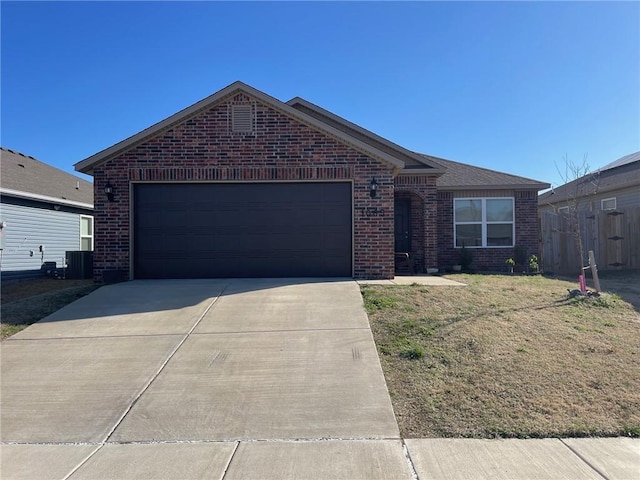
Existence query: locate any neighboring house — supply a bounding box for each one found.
[74,81,549,281]
[1,148,94,279]
[538,151,640,274]
[538,151,640,215]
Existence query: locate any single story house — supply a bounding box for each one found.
[538,151,640,215]
[1,147,94,279]
[74,81,549,281]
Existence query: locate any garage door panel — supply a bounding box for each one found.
[134,183,351,278]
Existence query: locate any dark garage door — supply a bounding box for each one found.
[133,182,352,278]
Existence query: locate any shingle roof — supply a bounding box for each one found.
[1,147,93,207]
[418,154,550,190]
[599,151,640,172]
[72,81,549,191]
[538,152,640,205]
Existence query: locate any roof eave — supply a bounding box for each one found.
[287,97,439,170]
[439,183,550,191]
[0,187,94,209]
[74,81,249,174]
[537,178,640,205]
[398,168,446,176]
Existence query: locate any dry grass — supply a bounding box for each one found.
[1,278,99,340]
[363,272,640,439]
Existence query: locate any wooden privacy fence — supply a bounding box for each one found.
[540,206,640,276]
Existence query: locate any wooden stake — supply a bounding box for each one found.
[588,250,601,292]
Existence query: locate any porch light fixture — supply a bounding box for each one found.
[369,178,378,198]
[104,181,114,202]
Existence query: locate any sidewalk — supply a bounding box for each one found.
[2,437,637,479]
[406,437,639,480]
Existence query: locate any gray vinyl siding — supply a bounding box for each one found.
[539,185,640,215]
[609,186,640,210]
[0,202,84,273]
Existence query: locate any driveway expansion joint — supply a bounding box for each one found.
[219,441,240,480]
[192,326,371,336]
[61,444,104,480]
[102,285,229,444]
[559,438,610,480]
[402,440,420,480]
[4,332,187,342]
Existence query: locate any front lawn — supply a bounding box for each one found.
[1,278,99,340]
[363,272,640,438]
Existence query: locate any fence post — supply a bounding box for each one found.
[588,250,601,292]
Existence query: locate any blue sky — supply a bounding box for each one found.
[2,1,638,190]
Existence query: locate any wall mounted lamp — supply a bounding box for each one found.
[104,181,114,202]
[369,178,378,198]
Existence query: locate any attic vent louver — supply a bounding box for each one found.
[231,104,255,134]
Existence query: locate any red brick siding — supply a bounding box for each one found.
[93,93,395,281]
[393,175,439,271]
[437,189,540,271]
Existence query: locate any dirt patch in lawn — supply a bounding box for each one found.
[1,278,100,339]
[363,272,640,438]
[592,269,640,311]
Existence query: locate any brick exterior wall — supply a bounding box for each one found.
[393,175,439,272]
[437,189,540,271]
[92,92,395,281]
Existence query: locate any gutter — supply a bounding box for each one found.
[439,183,550,192]
[0,188,94,210]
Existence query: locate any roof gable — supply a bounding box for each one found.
[74,81,407,175]
[1,148,93,207]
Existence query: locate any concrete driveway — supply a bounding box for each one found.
[2,278,638,480]
[1,278,411,479]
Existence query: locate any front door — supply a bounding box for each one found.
[394,198,411,252]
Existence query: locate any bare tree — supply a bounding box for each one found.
[547,154,600,275]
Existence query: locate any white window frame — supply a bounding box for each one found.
[601,197,616,211]
[80,215,94,251]
[453,197,515,248]
[557,206,570,215]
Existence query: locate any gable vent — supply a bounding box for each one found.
[231,104,255,134]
